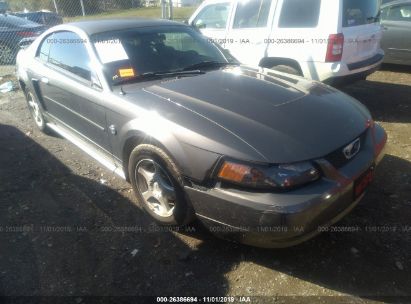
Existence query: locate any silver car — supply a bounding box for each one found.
[16,19,387,248]
[381,0,411,65]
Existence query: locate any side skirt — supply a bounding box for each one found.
[46,122,126,180]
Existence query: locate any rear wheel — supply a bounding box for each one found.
[25,89,48,133]
[270,65,301,76]
[129,144,194,226]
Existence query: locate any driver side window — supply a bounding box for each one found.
[47,31,92,82]
[193,3,230,29]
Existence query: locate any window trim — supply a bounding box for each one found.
[51,60,95,86]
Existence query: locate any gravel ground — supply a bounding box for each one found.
[0,66,410,303]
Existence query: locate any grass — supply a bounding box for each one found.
[64,6,197,23]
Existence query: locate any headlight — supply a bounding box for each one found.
[217,160,320,191]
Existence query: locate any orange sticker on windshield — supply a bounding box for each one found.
[119,68,135,78]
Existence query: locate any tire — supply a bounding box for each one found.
[0,43,16,65]
[128,144,195,226]
[25,88,48,133]
[270,65,301,76]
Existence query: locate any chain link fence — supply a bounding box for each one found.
[0,0,200,78]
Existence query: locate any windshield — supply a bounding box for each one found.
[92,26,233,85]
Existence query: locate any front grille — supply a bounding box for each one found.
[325,130,368,169]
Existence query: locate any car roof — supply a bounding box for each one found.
[64,18,185,36]
[381,0,411,9]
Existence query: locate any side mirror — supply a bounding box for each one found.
[194,20,206,29]
[182,19,189,24]
[19,43,30,50]
[18,37,36,49]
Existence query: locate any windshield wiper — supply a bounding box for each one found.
[141,70,205,77]
[113,70,204,86]
[182,61,238,71]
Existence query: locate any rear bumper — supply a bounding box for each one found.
[323,63,381,86]
[346,53,384,71]
[185,126,387,248]
[305,50,384,83]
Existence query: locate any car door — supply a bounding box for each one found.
[34,31,112,154]
[189,1,233,47]
[381,2,411,64]
[30,33,75,126]
[225,0,276,67]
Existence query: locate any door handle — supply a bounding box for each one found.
[109,125,117,135]
[41,77,49,84]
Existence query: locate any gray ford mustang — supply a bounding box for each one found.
[16,19,387,248]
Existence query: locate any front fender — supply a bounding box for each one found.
[118,116,222,183]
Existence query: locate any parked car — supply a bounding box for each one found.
[380,0,411,65]
[0,14,46,64]
[16,19,387,248]
[12,11,63,28]
[188,0,385,84]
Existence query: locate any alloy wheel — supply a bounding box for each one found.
[135,159,176,218]
[27,92,44,127]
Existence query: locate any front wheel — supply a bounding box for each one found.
[128,144,194,226]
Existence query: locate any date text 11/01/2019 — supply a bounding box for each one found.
[156,296,251,303]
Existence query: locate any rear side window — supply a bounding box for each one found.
[343,0,380,27]
[233,0,272,29]
[48,31,92,81]
[382,4,411,22]
[192,3,230,29]
[278,0,321,28]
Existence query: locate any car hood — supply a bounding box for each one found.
[124,66,371,163]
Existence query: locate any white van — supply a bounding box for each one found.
[188,0,384,84]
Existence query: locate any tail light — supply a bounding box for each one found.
[375,132,387,157]
[369,120,387,157]
[326,33,344,62]
[16,31,37,37]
